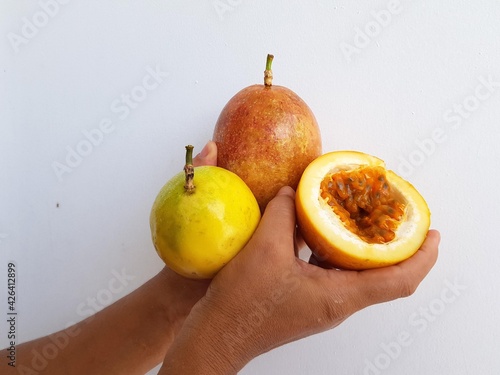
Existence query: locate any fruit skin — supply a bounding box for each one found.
[296,151,431,270]
[150,165,261,279]
[213,84,322,211]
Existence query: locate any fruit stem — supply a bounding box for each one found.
[264,54,274,87]
[184,145,195,194]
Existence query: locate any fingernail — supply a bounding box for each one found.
[277,186,295,198]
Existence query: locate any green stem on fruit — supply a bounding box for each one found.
[184,145,195,193]
[264,54,274,87]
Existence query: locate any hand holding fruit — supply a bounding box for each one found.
[159,187,440,374]
[153,54,438,374]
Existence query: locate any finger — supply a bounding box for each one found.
[394,229,440,284]
[192,141,217,167]
[249,186,297,258]
[352,229,440,308]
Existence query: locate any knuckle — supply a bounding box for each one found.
[395,272,418,298]
[319,293,350,324]
[397,274,418,298]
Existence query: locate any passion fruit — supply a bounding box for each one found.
[150,145,261,279]
[213,54,322,212]
[296,151,431,270]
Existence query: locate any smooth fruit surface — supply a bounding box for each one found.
[213,55,322,211]
[296,151,430,270]
[214,84,321,211]
[150,166,261,279]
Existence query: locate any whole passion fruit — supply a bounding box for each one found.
[150,146,261,279]
[213,54,322,211]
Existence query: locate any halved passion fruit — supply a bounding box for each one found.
[296,151,431,270]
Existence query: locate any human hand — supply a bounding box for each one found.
[159,186,440,375]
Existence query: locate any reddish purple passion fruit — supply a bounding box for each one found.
[213,54,322,211]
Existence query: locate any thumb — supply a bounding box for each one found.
[192,141,217,167]
[250,186,297,256]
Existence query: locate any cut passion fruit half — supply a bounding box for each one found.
[296,151,431,270]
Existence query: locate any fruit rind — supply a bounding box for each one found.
[150,166,261,279]
[296,151,431,270]
[214,84,322,211]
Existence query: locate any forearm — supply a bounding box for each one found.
[3,269,207,375]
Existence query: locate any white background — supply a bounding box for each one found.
[1,1,500,374]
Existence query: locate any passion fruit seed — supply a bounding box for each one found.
[320,166,406,244]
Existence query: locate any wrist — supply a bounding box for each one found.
[155,267,210,330]
[159,299,255,375]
